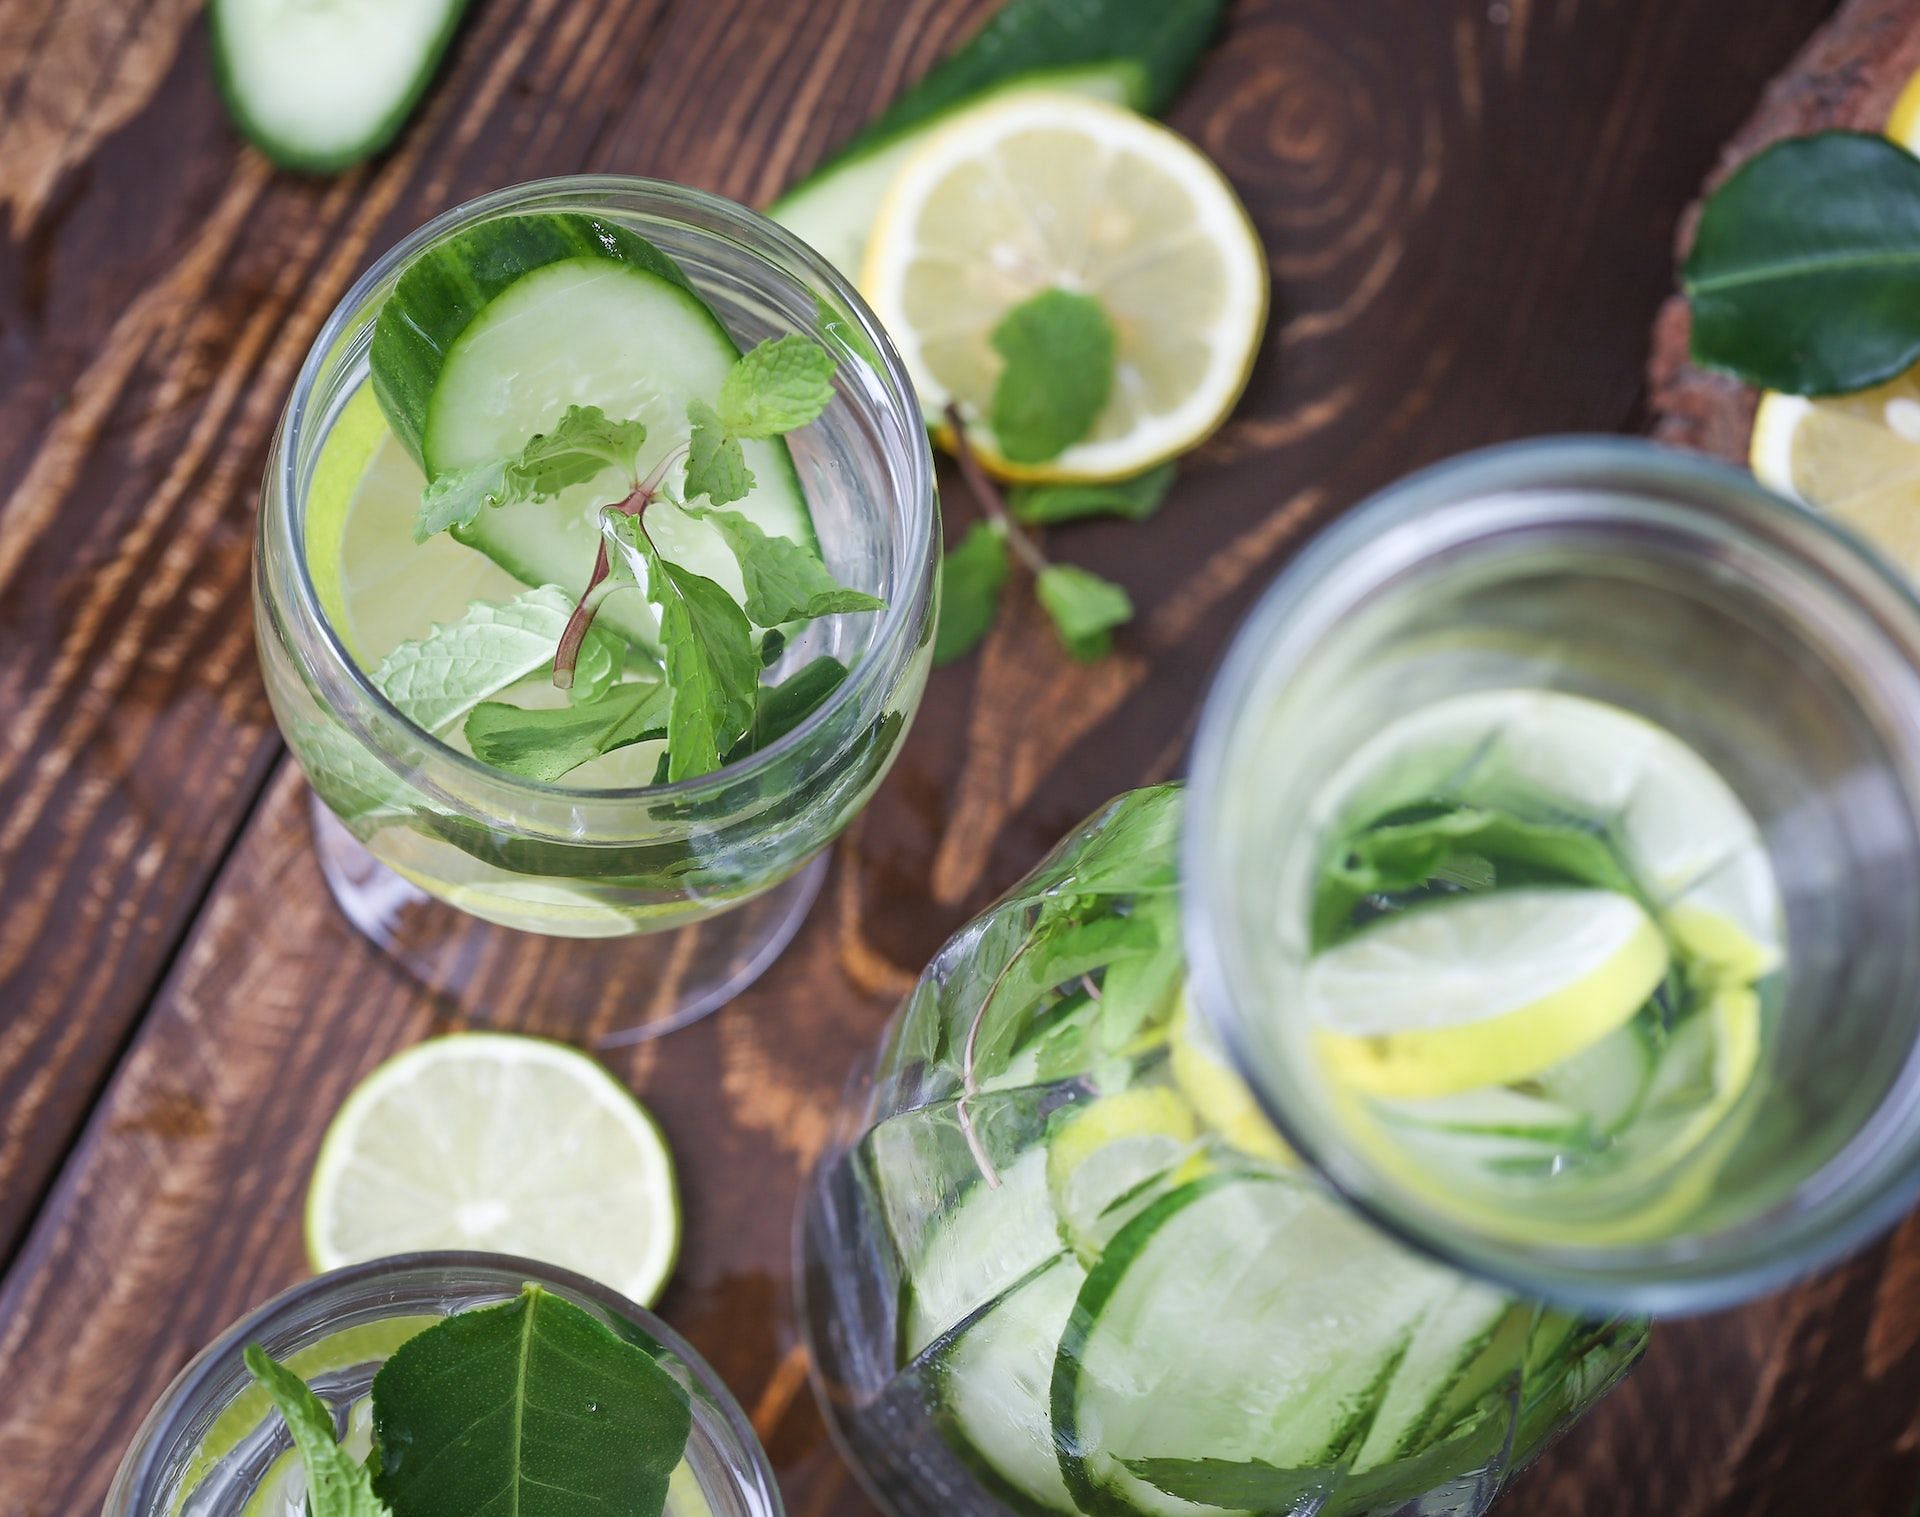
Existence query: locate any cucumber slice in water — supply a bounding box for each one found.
[210,0,473,172]
[1053,1172,1451,1517]
[371,214,817,654]
[1349,1281,1511,1473]
[938,1256,1088,1516]
[769,0,1228,278]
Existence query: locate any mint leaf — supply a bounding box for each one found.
[370,585,624,735]
[1685,132,1920,395]
[684,398,753,506]
[567,623,626,705]
[244,1346,393,1517]
[1010,462,1176,525]
[1036,563,1131,660]
[933,522,1010,665]
[371,1284,691,1517]
[758,627,787,667]
[1125,1457,1328,1510]
[655,555,758,780]
[1097,894,1182,1051]
[990,289,1114,463]
[417,458,511,542]
[464,681,671,782]
[695,507,884,626]
[512,404,647,496]
[724,657,849,761]
[718,334,837,437]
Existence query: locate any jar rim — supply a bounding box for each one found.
[261,173,937,809]
[106,1251,781,1516]
[1182,435,1920,1315]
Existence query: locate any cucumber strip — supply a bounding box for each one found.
[1377,1087,1594,1145]
[1349,1281,1511,1472]
[937,1256,1089,1516]
[210,0,473,173]
[1053,1172,1452,1517]
[900,1145,1062,1362]
[370,213,817,653]
[1533,1017,1657,1135]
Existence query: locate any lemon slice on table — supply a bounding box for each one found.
[306,1034,679,1305]
[1745,76,1920,575]
[861,90,1268,482]
[1310,888,1669,1099]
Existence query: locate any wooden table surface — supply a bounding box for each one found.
[10,0,1917,1513]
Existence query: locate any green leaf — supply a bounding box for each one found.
[724,656,850,761]
[511,404,647,496]
[1685,132,1920,394]
[1097,894,1183,1051]
[696,507,885,626]
[1036,563,1132,660]
[933,522,1010,665]
[657,557,758,780]
[371,585,608,735]
[464,681,671,783]
[1010,462,1176,525]
[1125,1456,1329,1511]
[718,334,838,437]
[684,398,754,506]
[989,288,1115,463]
[416,457,511,542]
[758,627,788,668]
[371,1284,691,1517]
[244,1346,393,1517]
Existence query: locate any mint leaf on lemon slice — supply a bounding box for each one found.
[989,289,1115,464]
[1309,888,1669,1099]
[306,1035,680,1306]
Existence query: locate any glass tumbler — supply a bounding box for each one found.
[104,1254,781,1517]
[254,176,938,1041]
[1186,438,1920,1314]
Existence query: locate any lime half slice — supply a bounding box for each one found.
[306,1034,679,1304]
[1311,888,1668,1098]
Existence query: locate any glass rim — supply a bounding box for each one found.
[110,1251,779,1514]
[1182,434,1920,1314]
[268,173,937,806]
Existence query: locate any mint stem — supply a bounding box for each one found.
[944,402,1049,576]
[553,481,650,687]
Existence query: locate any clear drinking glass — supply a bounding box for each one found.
[254,177,937,1040]
[1186,438,1920,1315]
[104,1254,782,1517]
[799,781,1648,1517]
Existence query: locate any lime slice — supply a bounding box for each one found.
[305,386,390,662]
[306,1034,679,1305]
[1311,888,1669,1098]
[861,89,1268,482]
[1166,989,1295,1163]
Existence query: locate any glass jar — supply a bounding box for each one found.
[254,176,938,1040]
[1186,439,1920,1314]
[800,782,1646,1517]
[104,1254,781,1517]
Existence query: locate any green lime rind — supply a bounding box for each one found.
[369,213,694,470]
[167,1317,436,1517]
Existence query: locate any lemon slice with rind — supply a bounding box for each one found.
[862,90,1268,482]
[306,1033,679,1305]
[1311,888,1669,1099]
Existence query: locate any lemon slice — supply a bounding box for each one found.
[1046,1086,1204,1260]
[1167,988,1295,1163]
[1750,375,1920,577]
[1744,76,1920,575]
[1311,888,1669,1098]
[306,1034,679,1305]
[862,90,1268,481]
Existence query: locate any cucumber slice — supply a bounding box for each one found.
[371,214,816,653]
[1349,1281,1511,1473]
[901,1145,1062,1361]
[1534,1017,1657,1136]
[938,1256,1088,1516]
[1053,1172,1451,1517]
[210,0,473,173]
[769,0,1229,278]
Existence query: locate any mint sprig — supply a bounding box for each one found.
[414,405,648,542]
[244,1346,393,1517]
[465,681,671,782]
[688,505,886,625]
[990,288,1115,463]
[936,403,1134,664]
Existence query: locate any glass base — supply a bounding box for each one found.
[310,791,827,1042]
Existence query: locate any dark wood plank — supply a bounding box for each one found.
[1,1,1888,1516]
